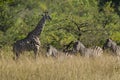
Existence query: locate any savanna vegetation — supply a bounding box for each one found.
[0,54,120,80]
[0,0,120,48]
[0,0,120,80]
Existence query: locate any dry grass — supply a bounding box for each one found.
[0,49,120,80]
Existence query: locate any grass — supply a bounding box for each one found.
[0,49,120,80]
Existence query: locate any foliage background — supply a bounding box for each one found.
[0,0,120,49]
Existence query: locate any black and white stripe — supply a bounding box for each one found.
[46,45,58,57]
[103,38,120,56]
[46,45,68,57]
[73,41,103,57]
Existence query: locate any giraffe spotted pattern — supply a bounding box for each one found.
[13,12,51,59]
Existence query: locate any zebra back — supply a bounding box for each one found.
[91,46,103,57]
[83,46,103,57]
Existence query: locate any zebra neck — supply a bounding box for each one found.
[79,47,86,54]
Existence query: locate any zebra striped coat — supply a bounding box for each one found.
[46,45,58,57]
[73,41,103,57]
[46,45,67,58]
[103,38,120,56]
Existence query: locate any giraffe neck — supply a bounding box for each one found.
[27,17,46,37]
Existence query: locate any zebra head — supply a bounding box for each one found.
[103,38,117,50]
[73,41,86,53]
[46,45,58,57]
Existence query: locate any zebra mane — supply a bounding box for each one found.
[108,39,117,46]
[78,41,86,49]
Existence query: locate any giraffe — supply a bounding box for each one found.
[13,12,51,59]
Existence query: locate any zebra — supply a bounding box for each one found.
[46,45,58,57]
[63,50,75,56]
[62,41,75,56]
[46,45,67,58]
[73,41,103,57]
[103,38,120,56]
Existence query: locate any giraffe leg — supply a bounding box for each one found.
[13,47,20,60]
[13,52,20,60]
[34,45,40,59]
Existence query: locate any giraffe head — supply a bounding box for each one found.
[42,12,52,20]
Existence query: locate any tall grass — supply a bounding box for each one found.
[0,50,120,80]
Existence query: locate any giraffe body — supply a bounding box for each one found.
[13,12,51,59]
